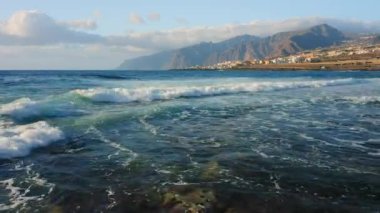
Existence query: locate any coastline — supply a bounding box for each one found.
[174,58,380,71]
[178,59,380,71]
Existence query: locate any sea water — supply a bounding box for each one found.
[0,70,379,212]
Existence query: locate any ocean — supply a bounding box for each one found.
[0,70,379,212]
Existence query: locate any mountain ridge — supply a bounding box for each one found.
[118,24,346,70]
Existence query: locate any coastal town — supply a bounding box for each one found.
[187,36,380,71]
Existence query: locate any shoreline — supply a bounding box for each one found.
[178,58,380,71]
[173,68,380,71]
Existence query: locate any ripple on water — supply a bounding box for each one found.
[85,126,139,167]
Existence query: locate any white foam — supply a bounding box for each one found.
[368,151,380,157]
[0,178,40,211]
[106,187,117,209]
[72,78,358,103]
[85,126,138,166]
[341,96,380,104]
[0,121,64,159]
[138,115,158,135]
[0,98,39,119]
[0,163,55,211]
[0,120,13,129]
[0,97,86,121]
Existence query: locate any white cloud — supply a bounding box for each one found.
[106,17,380,53]
[148,12,161,22]
[129,13,145,25]
[0,10,103,45]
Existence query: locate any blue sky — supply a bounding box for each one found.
[0,0,379,69]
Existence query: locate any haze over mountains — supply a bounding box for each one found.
[118,24,346,70]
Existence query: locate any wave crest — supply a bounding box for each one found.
[0,121,64,159]
[0,98,39,119]
[0,97,86,121]
[72,78,358,103]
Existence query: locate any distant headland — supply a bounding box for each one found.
[118,24,380,71]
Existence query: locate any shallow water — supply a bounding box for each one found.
[0,70,379,212]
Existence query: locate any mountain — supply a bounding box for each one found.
[118,34,260,70]
[118,24,346,70]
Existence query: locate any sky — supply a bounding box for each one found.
[0,0,379,69]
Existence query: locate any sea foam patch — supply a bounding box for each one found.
[0,163,55,211]
[0,121,64,159]
[72,78,358,103]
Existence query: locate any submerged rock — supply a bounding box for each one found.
[200,161,221,181]
[49,206,64,213]
[162,186,216,212]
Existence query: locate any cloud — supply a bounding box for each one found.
[0,10,103,45]
[129,13,145,25]
[1,11,379,50]
[148,12,161,22]
[61,19,97,30]
[107,17,380,53]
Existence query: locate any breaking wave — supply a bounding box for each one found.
[0,97,86,120]
[72,78,359,103]
[0,121,64,159]
[0,98,39,119]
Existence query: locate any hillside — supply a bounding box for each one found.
[118,24,346,70]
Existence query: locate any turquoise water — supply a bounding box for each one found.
[0,70,379,212]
